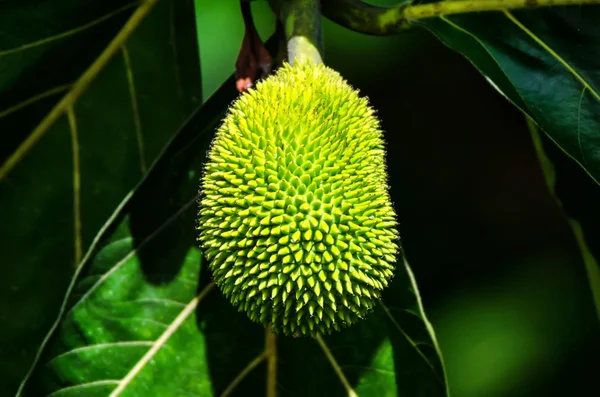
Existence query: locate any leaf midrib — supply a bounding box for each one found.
[502,10,600,102]
[108,283,215,396]
[0,2,138,57]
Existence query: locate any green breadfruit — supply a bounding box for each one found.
[198,62,399,337]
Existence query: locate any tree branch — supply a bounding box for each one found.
[321,0,600,36]
[321,0,410,36]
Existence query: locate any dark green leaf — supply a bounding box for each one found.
[528,119,600,322]
[0,0,201,392]
[18,73,244,396]
[20,73,447,397]
[420,6,600,184]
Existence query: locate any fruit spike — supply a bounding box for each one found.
[198,62,399,337]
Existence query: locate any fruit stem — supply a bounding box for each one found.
[320,0,410,36]
[265,326,277,397]
[269,0,324,65]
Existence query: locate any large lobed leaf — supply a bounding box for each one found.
[18,73,448,396]
[420,5,600,185]
[0,0,201,393]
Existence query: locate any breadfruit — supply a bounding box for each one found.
[198,62,399,337]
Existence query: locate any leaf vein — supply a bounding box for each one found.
[437,16,534,119]
[169,0,185,112]
[339,365,396,376]
[125,297,187,307]
[0,84,71,120]
[315,334,358,397]
[438,15,600,188]
[67,106,82,266]
[503,10,600,102]
[16,189,136,395]
[47,380,120,397]
[68,197,196,314]
[577,86,588,165]
[121,44,147,173]
[45,341,153,367]
[0,2,138,57]
[220,353,267,397]
[0,0,160,180]
[89,308,171,329]
[380,301,442,384]
[109,283,215,396]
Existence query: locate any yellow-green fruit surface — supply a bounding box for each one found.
[198,62,399,337]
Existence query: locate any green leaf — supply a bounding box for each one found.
[420,3,600,330]
[17,74,246,396]
[0,0,201,392]
[419,6,600,185]
[528,118,600,323]
[278,258,447,396]
[20,75,448,397]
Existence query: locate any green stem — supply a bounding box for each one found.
[321,0,600,36]
[269,0,323,65]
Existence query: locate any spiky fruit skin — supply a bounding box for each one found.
[198,62,399,337]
